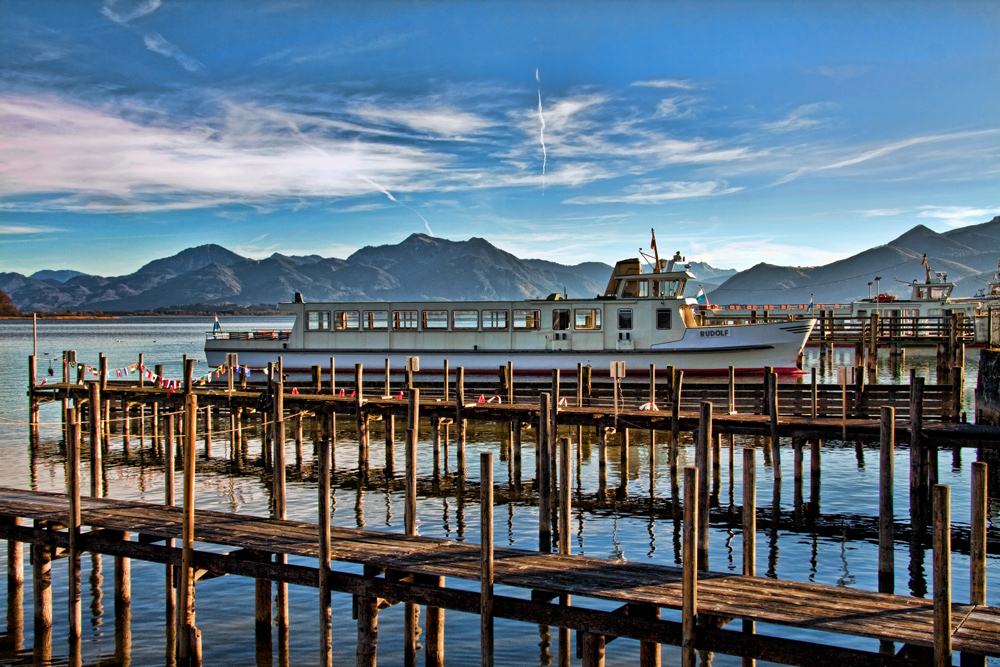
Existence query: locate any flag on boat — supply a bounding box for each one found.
[921,254,927,266]
[695,286,710,308]
[650,231,657,251]
[213,314,222,332]
[807,294,814,312]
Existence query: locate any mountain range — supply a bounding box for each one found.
[2,216,997,313]
[708,216,1000,305]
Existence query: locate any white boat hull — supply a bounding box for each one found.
[206,320,814,375]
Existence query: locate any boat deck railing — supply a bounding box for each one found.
[206,329,291,341]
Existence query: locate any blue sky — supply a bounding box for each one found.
[1,0,998,277]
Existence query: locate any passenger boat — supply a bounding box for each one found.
[850,255,982,320]
[205,243,816,375]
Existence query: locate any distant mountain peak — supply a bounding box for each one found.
[137,244,245,276]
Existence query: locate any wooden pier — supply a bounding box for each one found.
[9,352,1000,665]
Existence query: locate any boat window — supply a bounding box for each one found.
[653,280,679,297]
[334,310,360,330]
[552,309,570,330]
[452,310,479,329]
[306,310,331,331]
[422,310,448,329]
[930,287,948,299]
[393,310,419,330]
[618,308,633,330]
[656,309,672,330]
[622,279,648,298]
[513,309,540,329]
[574,308,602,330]
[363,310,388,330]
[482,309,508,330]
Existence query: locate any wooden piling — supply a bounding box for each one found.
[970,461,986,606]
[767,369,781,480]
[558,436,572,667]
[178,393,198,663]
[932,484,951,667]
[89,381,103,497]
[355,363,368,472]
[538,393,552,553]
[910,377,926,527]
[356,565,379,667]
[31,519,52,663]
[682,466,699,667]
[67,410,82,640]
[273,373,289,648]
[879,406,895,595]
[670,371,683,468]
[456,367,467,477]
[696,402,711,570]
[481,451,494,667]
[318,435,332,667]
[742,447,756,667]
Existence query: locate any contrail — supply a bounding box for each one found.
[286,119,433,235]
[359,174,434,236]
[536,68,547,192]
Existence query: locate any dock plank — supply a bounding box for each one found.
[1,486,996,657]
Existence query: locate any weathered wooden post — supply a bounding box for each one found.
[67,409,82,640]
[405,390,420,666]
[31,519,52,664]
[356,564,379,667]
[767,369,781,480]
[273,371,289,652]
[355,363,368,473]
[538,393,552,553]
[743,447,756,667]
[879,406,895,596]
[696,402,711,570]
[89,381,103,497]
[319,435,332,667]
[596,423,608,495]
[456,367,467,478]
[671,370,684,469]
[682,466,699,667]
[481,451,494,667]
[810,368,818,418]
[165,408,176,659]
[178,392,200,664]
[558,436,572,667]
[970,461,987,606]
[728,365,736,414]
[933,484,951,667]
[910,376,926,527]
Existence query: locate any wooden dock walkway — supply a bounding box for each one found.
[1,486,997,666]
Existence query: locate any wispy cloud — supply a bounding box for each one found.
[348,101,492,137]
[775,129,1000,184]
[143,33,203,72]
[917,206,998,228]
[859,208,905,217]
[762,103,830,133]
[632,77,696,90]
[0,95,449,213]
[0,224,66,234]
[100,0,162,25]
[563,181,741,205]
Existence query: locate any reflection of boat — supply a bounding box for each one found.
[851,254,982,319]
[205,235,815,374]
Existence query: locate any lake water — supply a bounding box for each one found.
[0,316,996,666]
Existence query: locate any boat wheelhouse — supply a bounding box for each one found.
[206,249,815,375]
[851,256,982,320]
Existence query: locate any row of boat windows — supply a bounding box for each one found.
[305,308,672,332]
